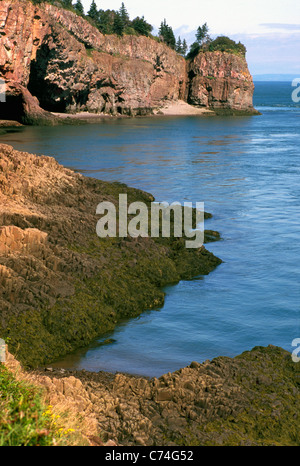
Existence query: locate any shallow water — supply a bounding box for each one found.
[1,81,300,377]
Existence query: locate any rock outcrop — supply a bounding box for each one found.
[0,0,257,122]
[5,345,300,446]
[0,143,222,367]
[187,51,255,111]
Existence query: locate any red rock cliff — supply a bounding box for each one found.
[187,51,255,111]
[0,0,256,122]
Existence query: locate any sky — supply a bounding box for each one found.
[81,0,300,75]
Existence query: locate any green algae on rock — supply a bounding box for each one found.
[30,345,300,446]
[0,144,222,367]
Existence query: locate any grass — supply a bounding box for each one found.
[0,364,56,446]
[0,364,84,446]
[0,363,97,446]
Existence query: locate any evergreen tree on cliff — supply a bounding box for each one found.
[87,0,99,22]
[196,23,210,46]
[131,16,153,36]
[74,0,84,16]
[119,2,130,28]
[113,12,125,36]
[61,0,73,9]
[98,10,115,34]
[176,36,182,54]
[187,23,211,58]
[159,19,176,49]
[182,39,188,57]
[176,37,188,57]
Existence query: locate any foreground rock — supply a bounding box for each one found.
[0,0,257,122]
[0,143,221,367]
[6,345,300,446]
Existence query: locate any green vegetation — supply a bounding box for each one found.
[186,23,211,58]
[160,346,300,446]
[28,1,246,59]
[208,36,246,56]
[187,24,246,59]
[0,363,88,445]
[158,19,176,49]
[0,166,221,369]
[3,218,221,369]
[175,37,188,56]
[0,364,54,445]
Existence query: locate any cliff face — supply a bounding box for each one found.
[0,0,186,120]
[0,0,256,122]
[187,51,255,111]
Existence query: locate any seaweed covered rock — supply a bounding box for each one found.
[0,143,222,367]
[31,345,300,446]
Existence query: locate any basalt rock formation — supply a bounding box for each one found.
[0,0,257,123]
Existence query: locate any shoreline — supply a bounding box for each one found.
[0,143,298,446]
[51,100,215,121]
[0,100,260,129]
[0,143,222,369]
[4,344,298,446]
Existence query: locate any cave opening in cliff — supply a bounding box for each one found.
[28,44,68,113]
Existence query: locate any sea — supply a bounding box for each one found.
[1,81,300,377]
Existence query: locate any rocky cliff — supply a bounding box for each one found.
[0,0,256,122]
[187,51,255,111]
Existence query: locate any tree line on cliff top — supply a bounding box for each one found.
[30,0,246,58]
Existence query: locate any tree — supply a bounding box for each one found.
[113,11,124,36]
[176,36,182,54]
[119,2,130,28]
[195,23,210,46]
[176,37,188,56]
[131,16,153,36]
[159,19,176,49]
[98,9,115,34]
[187,41,200,59]
[61,0,73,9]
[208,36,246,56]
[87,0,99,22]
[182,39,188,57]
[186,23,211,59]
[74,0,84,16]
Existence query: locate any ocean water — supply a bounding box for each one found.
[1,81,300,377]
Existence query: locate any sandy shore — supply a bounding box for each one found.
[154,100,214,116]
[51,111,112,120]
[51,100,213,120]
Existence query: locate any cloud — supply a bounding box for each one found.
[229,32,300,75]
[260,23,300,30]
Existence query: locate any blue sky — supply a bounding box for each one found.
[81,0,300,75]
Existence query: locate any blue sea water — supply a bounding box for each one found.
[1,81,300,377]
